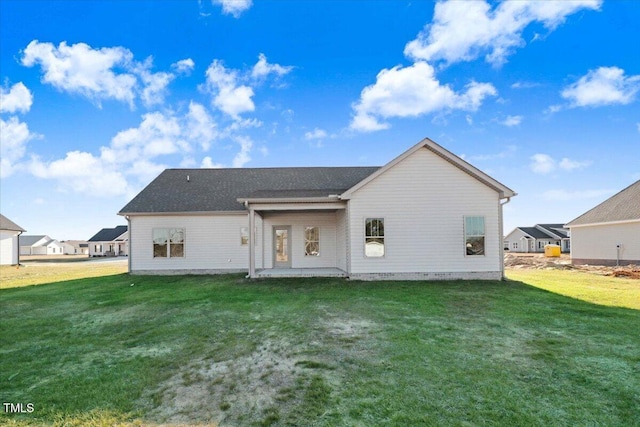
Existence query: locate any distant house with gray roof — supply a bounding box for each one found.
[566,180,640,266]
[118,138,516,279]
[87,226,128,257]
[1,214,25,265]
[504,224,570,253]
[19,235,64,256]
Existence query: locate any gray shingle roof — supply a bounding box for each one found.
[19,235,49,246]
[519,227,553,239]
[88,226,128,242]
[536,224,569,239]
[119,167,380,214]
[566,180,640,226]
[0,214,25,232]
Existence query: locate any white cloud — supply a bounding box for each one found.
[561,66,640,107]
[29,151,130,197]
[530,153,591,174]
[251,53,293,81]
[511,81,541,89]
[213,0,252,18]
[542,188,614,201]
[465,115,473,125]
[232,135,252,168]
[350,61,496,132]
[172,58,195,74]
[558,157,592,171]
[0,82,33,114]
[20,40,188,108]
[0,116,39,178]
[186,102,218,150]
[204,60,255,119]
[530,153,556,174]
[28,104,223,196]
[500,115,522,126]
[545,104,563,114]
[21,40,138,107]
[201,156,224,168]
[404,0,601,67]
[304,128,328,140]
[134,58,175,107]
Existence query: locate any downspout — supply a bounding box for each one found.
[17,230,23,266]
[499,197,512,280]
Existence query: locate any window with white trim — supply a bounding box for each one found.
[304,226,319,256]
[153,228,185,258]
[365,218,385,257]
[240,227,249,246]
[464,216,485,256]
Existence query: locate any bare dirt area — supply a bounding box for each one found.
[143,315,377,426]
[505,253,640,279]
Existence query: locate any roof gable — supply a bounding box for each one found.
[19,235,50,246]
[536,224,569,239]
[340,138,516,199]
[88,226,128,242]
[566,180,640,226]
[0,214,25,232]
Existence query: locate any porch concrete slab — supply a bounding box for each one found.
[255,268,347,278]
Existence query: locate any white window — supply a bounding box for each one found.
[304,226,320,256]
[240,227,249,246]
[464,216,485,256]
[153,228,185,258]
[512,242,518,250]
[365,218,385,257]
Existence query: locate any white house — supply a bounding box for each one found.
[61,240,89,255]
[118,138,516,280]
[0,214,25,265]
[88,226,129,257]
[504,224,570,253]
[566,180,640,266]
[19,235,64,255]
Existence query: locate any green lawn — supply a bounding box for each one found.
[506,268,640,310]
[1,273,638,426]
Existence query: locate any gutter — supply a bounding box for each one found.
[16,230,23,266]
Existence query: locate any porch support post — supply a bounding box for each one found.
[249,207,256,278]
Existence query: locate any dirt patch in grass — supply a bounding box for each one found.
[145,314,378,426]
[145,338,311,425]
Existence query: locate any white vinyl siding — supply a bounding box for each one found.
[570,221,640,263]
[347,146,501,275]
[0,231,19,265]
[129,214,262,272]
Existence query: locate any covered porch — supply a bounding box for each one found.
[238,193,349,278]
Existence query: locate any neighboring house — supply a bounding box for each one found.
[0,214,25,265]
[19,235,64,255]
[88,226,129,257]
[119,138,516,280]
[566,180,640,266]
[504,224,570,253]
[61,240,89,255]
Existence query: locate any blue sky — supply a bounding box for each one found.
[1,0,638,240]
